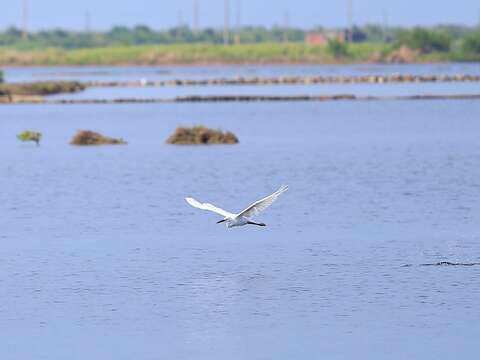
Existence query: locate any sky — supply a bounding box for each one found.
[0,0,479,31]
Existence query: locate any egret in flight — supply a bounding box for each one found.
[186,185,288,228]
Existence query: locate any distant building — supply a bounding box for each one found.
[304,31,347,45]
[304,33,328,46]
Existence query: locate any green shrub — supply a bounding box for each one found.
[398,28,451,53]
[462,32,480,54]
[326,39,349,58]
[17,130,42,145]
[0,69,3,83]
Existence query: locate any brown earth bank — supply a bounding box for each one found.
[0,81,84,95]
[0,81,86,104]
[0,81,84,103]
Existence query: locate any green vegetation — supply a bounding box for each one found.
[326,39,349,58]
[0,43,400,65]
[17,130,42,145]
[0,26,305,48]
[70,130,127,145]
[0,25,479,65]
[166,126,239,145]
[0,24,475,49]
[462,31,480,55]
[397,28,452,53]
[0,69,3,83]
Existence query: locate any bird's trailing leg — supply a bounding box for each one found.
[247,221,266,227]
[217,219,227,224]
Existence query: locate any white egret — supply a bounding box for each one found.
[186,185,288,228]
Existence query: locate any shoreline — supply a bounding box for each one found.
[0,60,469,68]
[0,59,475,68]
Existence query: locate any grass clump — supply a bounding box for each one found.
[166,126,239,145]
[17,130,42,145]
[326,39,349,58]
[461,31,480,55]
[397,28,451,54]
[70,130,127,145]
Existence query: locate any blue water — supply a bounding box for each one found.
[4,63,480,83]
[48,81,480,100]
[1,99,480,359]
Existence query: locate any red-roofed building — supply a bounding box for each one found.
[305,31,347,45]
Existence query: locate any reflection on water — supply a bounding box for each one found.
[1,99,480,359]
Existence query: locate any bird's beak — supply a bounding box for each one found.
[217,219,226,224]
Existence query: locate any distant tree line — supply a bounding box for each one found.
[352,25,480,55]
[0,25,304,48]
[0,24,479,55]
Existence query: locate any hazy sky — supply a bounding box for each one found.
[1,0,479,31]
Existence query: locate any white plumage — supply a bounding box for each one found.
[186,185,288,228]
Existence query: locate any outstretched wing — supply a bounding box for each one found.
[238,185,288,219]
[185,197,234,218]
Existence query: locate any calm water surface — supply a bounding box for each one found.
[1,100,480,359]
[4,63,480,83]
[49,81,480,100]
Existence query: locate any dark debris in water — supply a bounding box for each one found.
[402,261,480,268]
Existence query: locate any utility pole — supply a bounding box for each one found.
[283,11,290,43]
[177,9,184,27]
[177,9,184,42]
[347,0,353,42]
[85,10,91,33]
[193,0,199,34]
[382,9,389,42]
[234,0,241,44]
[22,0,28,39]
[223,0,230,45]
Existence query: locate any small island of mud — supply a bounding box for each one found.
[70,130,127,145]
[166,126,239,145]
